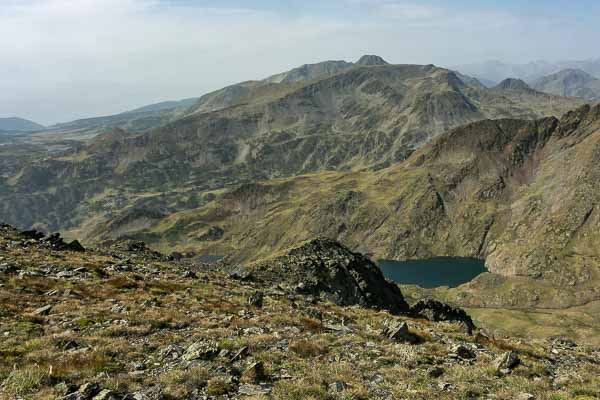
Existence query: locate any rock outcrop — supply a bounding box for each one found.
[411,299,476,334]
[248,238,410,314]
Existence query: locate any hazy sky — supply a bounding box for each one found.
[2,0,600,125]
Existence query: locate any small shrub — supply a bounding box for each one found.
[206,378,233,396]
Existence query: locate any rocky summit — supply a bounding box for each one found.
[1,224,599,399]
[245,238,409,314]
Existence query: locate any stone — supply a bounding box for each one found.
[122,393,150,400]
[21,229,45,240]
[182,270,197,279]
[159,344,185,360]
[450,344,476,360]
[111,304,127,313]
[238,384,272,396]
[230,346,249,362]
[381,320,419,344]
[516,394,535,400]
[495,351,520,373]
[247,291,264,308]
[132,362,146,371]
[0,263,18,274]
[328,381,348,393]
[242,361,267,383]
[92,389,118,400]
[183,340,219,361]
[60,382,100,400]
[33,304,53,315]
[427,366,445,378]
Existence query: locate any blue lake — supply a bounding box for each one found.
[378,257,487,288]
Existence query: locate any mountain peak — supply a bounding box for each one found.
[356,55,389,66]
[546,68,597,82]
[0,117,45,132]
[494,78,533,91]
[532,69,600,100]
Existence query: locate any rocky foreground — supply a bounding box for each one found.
[0,224,599,399]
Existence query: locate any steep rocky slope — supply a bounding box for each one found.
[0,61,585,232]
[1,224,599,399]
[533,69,600,101]
[96,104,600,312]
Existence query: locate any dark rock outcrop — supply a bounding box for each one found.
[411,299,476,334]
[248,238,409,314]
[40,233,86,252]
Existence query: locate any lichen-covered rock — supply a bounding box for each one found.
[495,350,520,374]
[381,319,419,344]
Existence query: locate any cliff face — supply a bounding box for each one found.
[98,105,600,309]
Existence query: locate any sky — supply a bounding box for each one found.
[2,0,600,125]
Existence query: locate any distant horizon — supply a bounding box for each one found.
[3,55,597,127]
[3,0,600,125]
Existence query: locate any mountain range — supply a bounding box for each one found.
[532,69,600,101]
[0,56,585,234]
[453,58,600,85]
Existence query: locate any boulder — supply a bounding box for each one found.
[60,382,100,400]
[33,305,53,316]
[183,340,219,361]
[247,291,264,308]
[410,300,476,334]
[427,366,445,378]
[381,319,419,344]
[450,344,476,359]
[495,350,520,374]
[242,361,267,383]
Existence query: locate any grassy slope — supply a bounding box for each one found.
[1,226,599,399]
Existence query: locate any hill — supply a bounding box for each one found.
[532,69,600,101]
[0,117,45,132]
